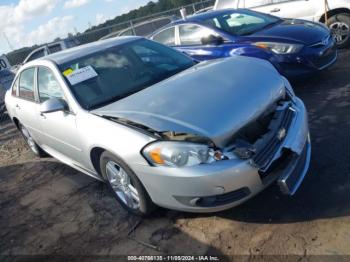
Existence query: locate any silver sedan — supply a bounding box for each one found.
[5,37,311,216]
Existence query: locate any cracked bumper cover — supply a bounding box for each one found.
[130,98,310,213]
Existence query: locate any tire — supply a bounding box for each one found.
[100,151,157,216]
[19,123,47,158]
[327,13,350,48]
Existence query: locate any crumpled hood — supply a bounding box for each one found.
[92,56,285,148]
[251,19,329,45]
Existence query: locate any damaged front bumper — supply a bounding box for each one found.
[130,98,310,213]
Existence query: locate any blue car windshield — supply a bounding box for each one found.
[59,39,195,110]
[203,11,280,36]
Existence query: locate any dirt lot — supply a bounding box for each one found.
[1,50,350,258]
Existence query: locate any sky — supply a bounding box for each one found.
[0,0,150,54]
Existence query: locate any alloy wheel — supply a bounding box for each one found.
[105,161,140,210]
[330,22,350,45]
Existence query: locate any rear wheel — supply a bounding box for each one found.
[19,123,46,157]
[327,13,350,48]
[100,151,156,216]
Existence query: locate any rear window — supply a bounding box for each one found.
[12,77,19,96]
[48,44,62,54]
[26,49,45,62]
[19,68,36,101]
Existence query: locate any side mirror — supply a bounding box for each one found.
[201,34,224,46]
[40,98,67,114]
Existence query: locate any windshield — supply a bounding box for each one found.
[203,10,280,36]
[60,39,195,110]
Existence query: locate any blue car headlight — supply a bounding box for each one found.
[253,42,304,54]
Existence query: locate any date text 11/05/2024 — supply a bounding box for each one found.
[128,256,220,261]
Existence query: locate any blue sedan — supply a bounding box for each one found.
[149,9,337,78]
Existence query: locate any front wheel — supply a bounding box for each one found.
[100,151,156,216]
[327,13,350,48]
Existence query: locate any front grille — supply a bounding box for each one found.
[251,102,295,171]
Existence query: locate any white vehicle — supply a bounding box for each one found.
[214,0,350,47]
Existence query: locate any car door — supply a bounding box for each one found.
[36,66,85,165]
[176,24,232,61]
[151,26,177,47]
[247,0,317,21]
[15,67,43,142]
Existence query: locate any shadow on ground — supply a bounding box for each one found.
[0,161,226,256]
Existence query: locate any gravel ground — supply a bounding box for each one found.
[1,50,350,258]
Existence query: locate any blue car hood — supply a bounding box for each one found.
[250,19,329,45]
[92,56,285,148]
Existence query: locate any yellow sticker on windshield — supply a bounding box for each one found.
[63,68,74,76]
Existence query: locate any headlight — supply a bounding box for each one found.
[253,42,303,54]
[142,141,223,167]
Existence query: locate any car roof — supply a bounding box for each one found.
[41,36,142,65]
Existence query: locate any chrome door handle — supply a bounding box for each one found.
[271,8,280,12]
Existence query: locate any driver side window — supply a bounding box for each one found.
[152,27,176,46]
[179,24,216,46]
[37,67,65,103]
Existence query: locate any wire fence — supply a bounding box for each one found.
[6,0,215,66]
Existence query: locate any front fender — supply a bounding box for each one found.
[228,46,282,72]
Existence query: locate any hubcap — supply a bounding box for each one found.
[21,126,39,154]
[330,22,350,45]
[105,161,140,209]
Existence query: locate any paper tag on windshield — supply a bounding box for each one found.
[66,66,98,85]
